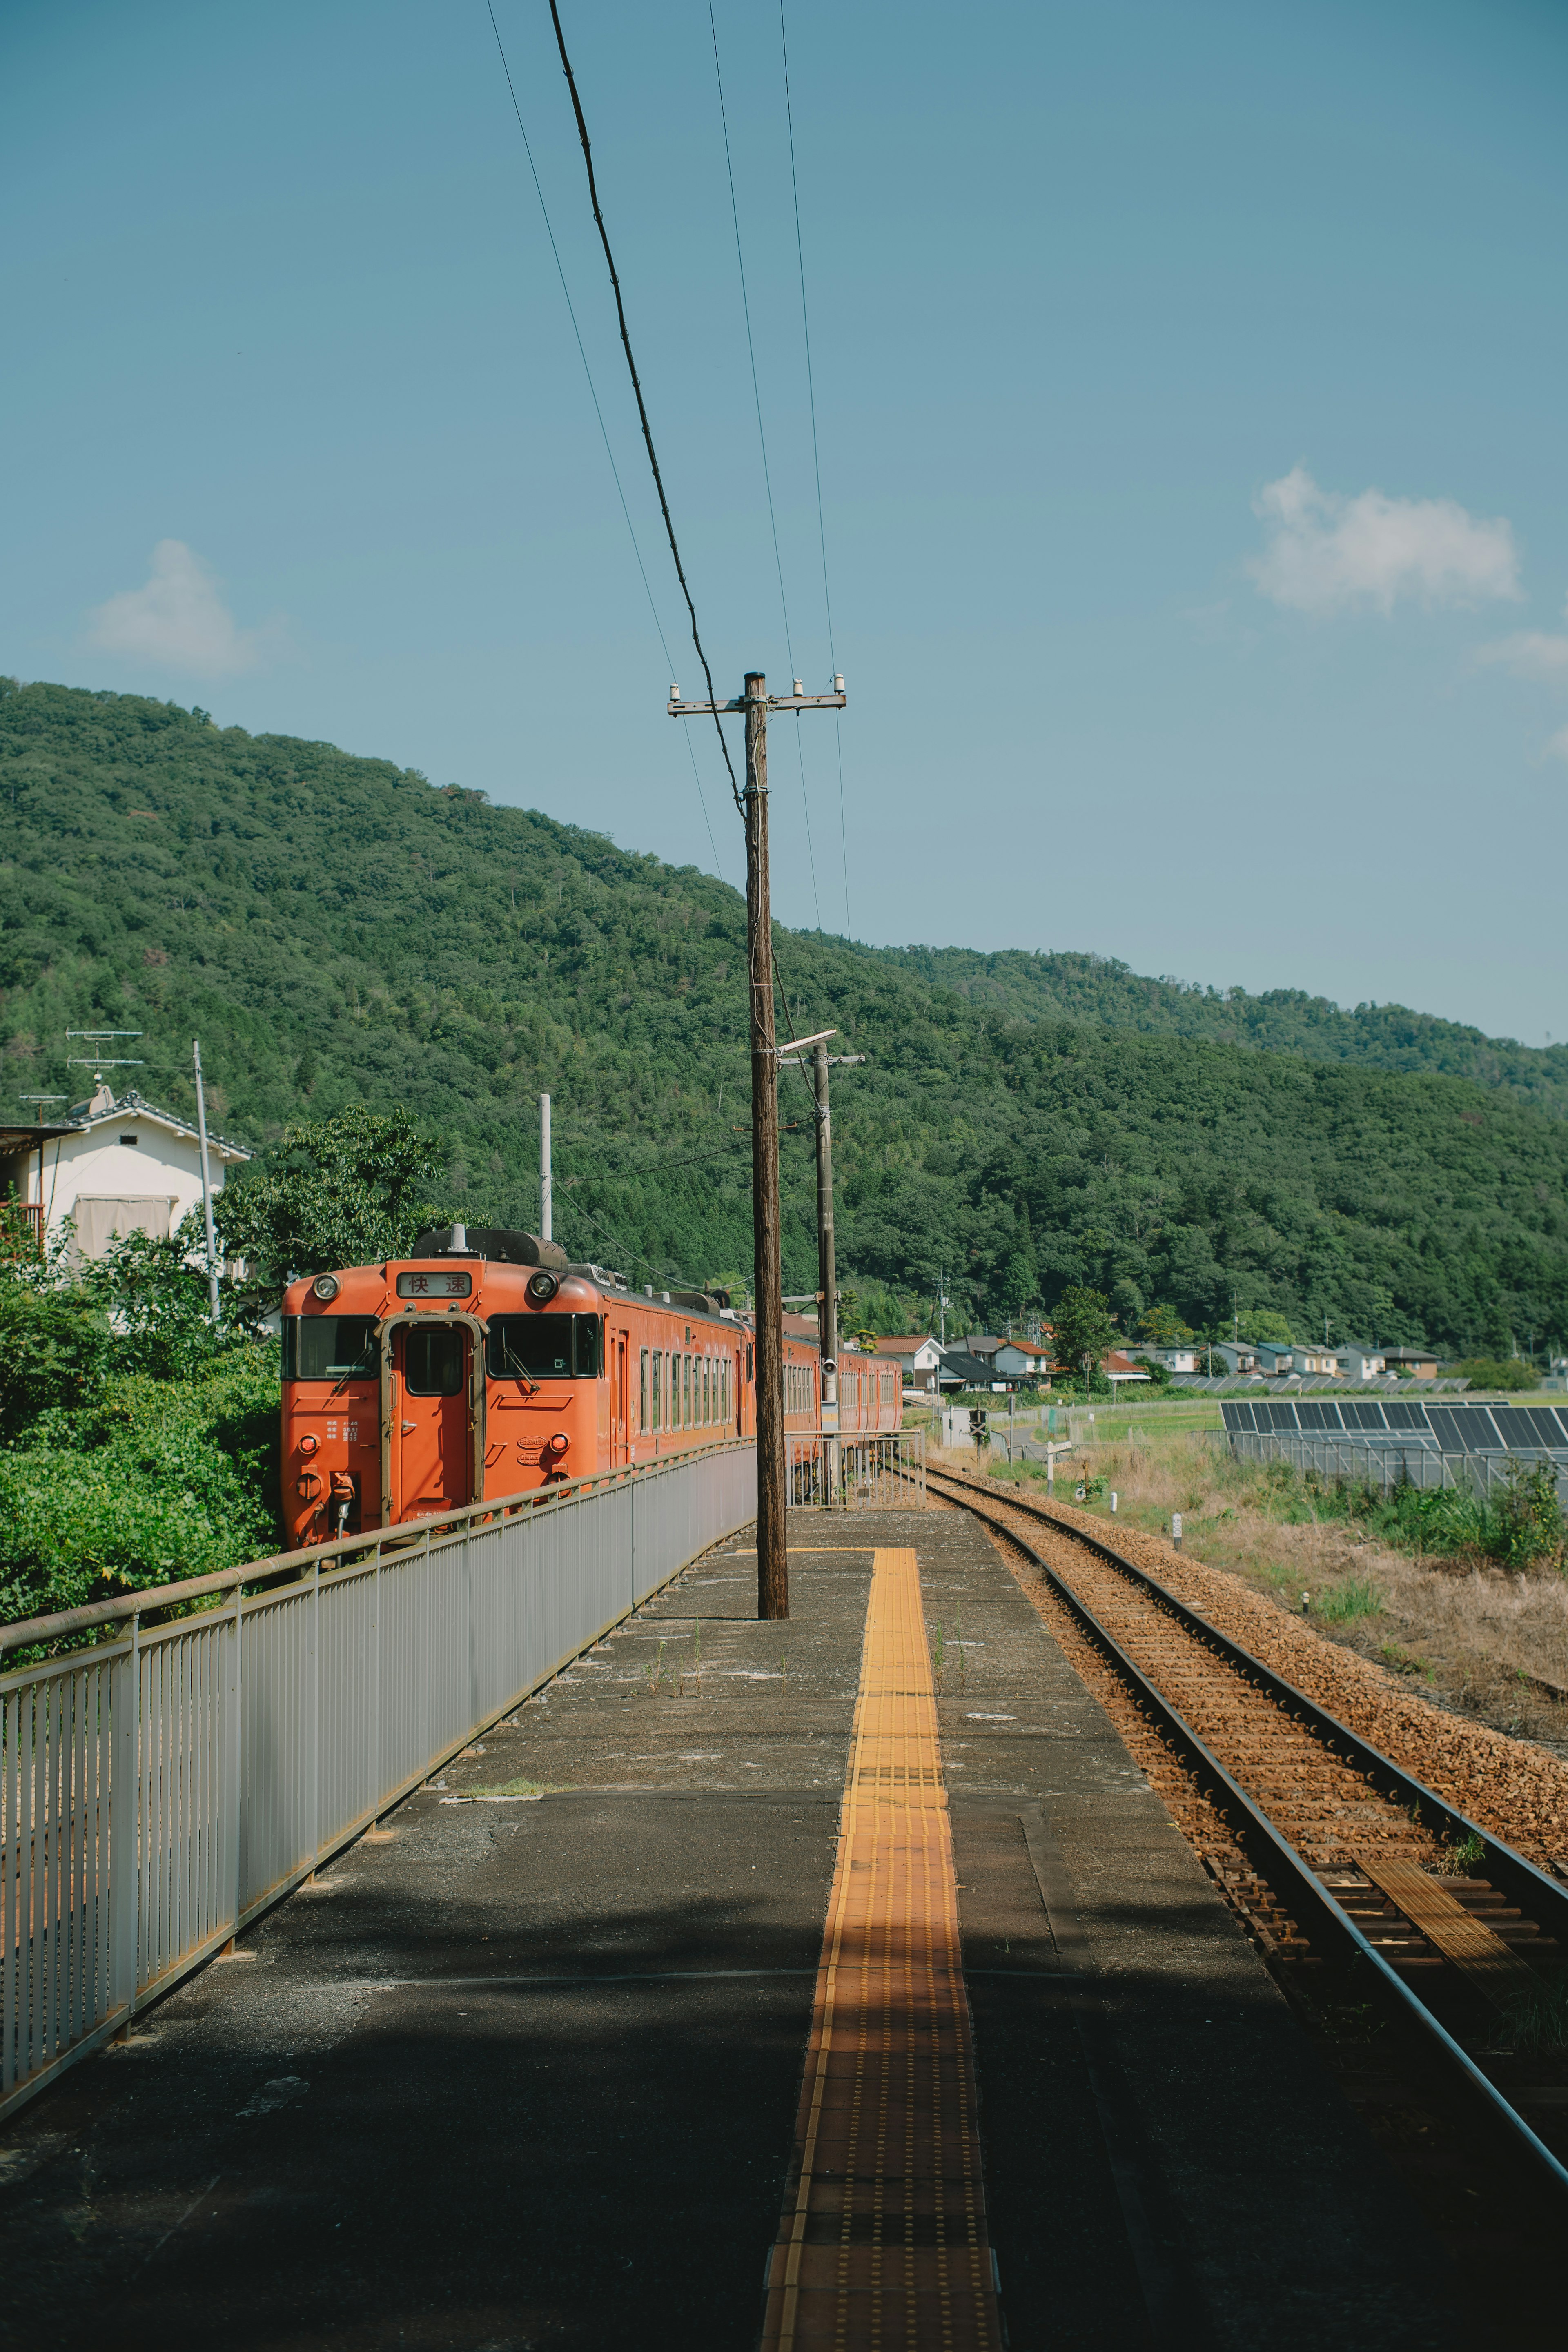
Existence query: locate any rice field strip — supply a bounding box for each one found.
[922,1462,1568,2197]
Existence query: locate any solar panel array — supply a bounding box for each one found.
[1221,1399,1568,1453]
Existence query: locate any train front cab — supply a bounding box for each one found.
[282,1259,616,1547]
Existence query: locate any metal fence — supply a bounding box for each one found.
[0,1440,755,2123]
[1226,1429,1568,1505]
[785,1431,927,1509]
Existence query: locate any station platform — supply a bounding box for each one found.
[1,1510,1455,2350]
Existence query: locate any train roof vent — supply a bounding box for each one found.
[412,1225,568,1267]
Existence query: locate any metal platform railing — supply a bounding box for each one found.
[0,1441,756,2122]
[784,1431,926,1508]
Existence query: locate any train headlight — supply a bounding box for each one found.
[312,1274,340,1301]
[299,1434,319,1457]
[527,1271,560,1305]
[547,1432,570,1457]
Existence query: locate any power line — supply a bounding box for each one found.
[707,2,822,931]
[483,2,726,880]
[779,0,849,935]
[546,0,742,817]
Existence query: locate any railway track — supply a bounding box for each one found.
[923,1461,1568,2197]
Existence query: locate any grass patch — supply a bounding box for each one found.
[1494,1969,1568,2057]
[1379,1641,1434,1682]
[1314,1576,1384,1623]
[475,1775,561,1797]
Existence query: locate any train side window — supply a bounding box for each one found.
[681,1354,690,1428]
[746,1343,753,1383]
[403,1323,464,1396]
[640,1348,649,1432]
[652,1351,662,1430]
[703,1356,710,1423]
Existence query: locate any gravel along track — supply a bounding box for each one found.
[926,1474,1446,1964]
[927,1472,1568,2102]
[988,1478,1568,1874]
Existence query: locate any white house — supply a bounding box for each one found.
[6,1084,251,1260]
[1336,1343,1386,1383]
[871,1334,947,1394]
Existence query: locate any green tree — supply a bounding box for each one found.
[218,1106,447,1284]
[76,1212,239,1379]
[1137,1302,1194,1346]
[1236,1307,1293,1344]
[1050,1285,1119,1379]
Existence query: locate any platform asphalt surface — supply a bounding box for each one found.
[1,1510,1454,2351]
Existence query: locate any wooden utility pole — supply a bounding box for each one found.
[779,1036,866,1500]
[669,668,846,1618]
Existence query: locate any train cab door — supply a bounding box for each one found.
[612,1332,629,1465]
[392,1319,473,1520]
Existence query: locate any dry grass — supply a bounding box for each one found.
[937,1433,1568,1756]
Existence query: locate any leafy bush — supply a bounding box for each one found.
[0,1347,280,1625]
[1455,1356,1541,1392]
[0,1282,114,1439]
[1254,1454,1565,1571]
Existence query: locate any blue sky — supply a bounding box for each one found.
[5,0,1567,1040]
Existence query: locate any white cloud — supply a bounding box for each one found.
[1247,465,1521,615]
[1475,600,1568,680]
[87,540,280,677]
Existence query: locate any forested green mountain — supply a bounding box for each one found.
[888,947,1568,1116]
[3,676,1567,1356]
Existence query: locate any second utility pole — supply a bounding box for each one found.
[669,666,846,1619]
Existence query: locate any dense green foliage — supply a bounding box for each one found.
[0,1337,279,1626]
[0,1283,113,1439]
[890,945,1568,1117]
[4,678,1568,1353]
[1258,1454,1566,1573]
[217,1105,446,1285]
[0,1218,281,1624]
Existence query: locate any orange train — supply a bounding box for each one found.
[280,1224,902,1548]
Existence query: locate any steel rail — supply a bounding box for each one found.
[924,1464,1568,2199]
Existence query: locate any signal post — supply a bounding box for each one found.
[668,669,846,1620]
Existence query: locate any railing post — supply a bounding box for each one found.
[309,1557,321,1873]
[223,1580,242,1944]
[108,1614,140,2034]
[372,1543,383,1824]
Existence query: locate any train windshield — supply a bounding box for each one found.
[487,1314,601,1381]
[283,1315,379,1382]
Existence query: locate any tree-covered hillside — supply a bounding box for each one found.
[3,677,1566,1355]
[886,947,1568,1116]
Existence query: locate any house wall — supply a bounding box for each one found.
[38,1118,241,1258]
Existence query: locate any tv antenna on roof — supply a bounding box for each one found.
[65,1028,144,1073]
[18,1094,67,1124]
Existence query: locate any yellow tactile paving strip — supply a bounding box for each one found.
[761,1547,1003,2351]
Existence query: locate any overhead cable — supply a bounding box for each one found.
[546,0,743,817]
[708,0,822,929]
[484,2,726,878]
[779,0,849,935]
